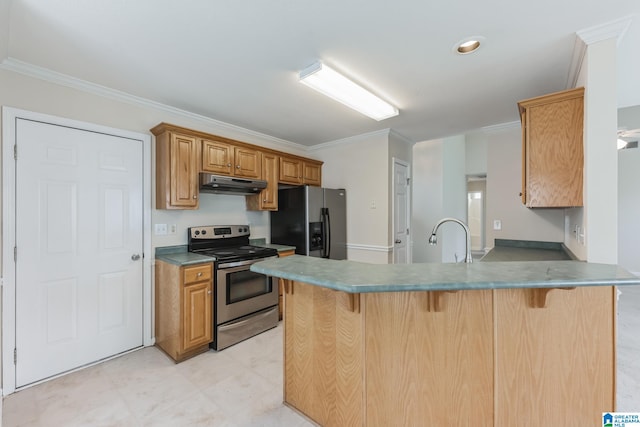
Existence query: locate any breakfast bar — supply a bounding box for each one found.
[251,255,640,427]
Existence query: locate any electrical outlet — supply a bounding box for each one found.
[493,220,502,230]
[154,223,168,235]
[169,224,177,235]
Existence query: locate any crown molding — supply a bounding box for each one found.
[307,128,392,152]
[481,121,520,133]
[568,15,634,88]
[576,15,633,46]
[389,128,415,145]
[0,57,308,152]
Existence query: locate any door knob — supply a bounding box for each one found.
[131,254,141,261]
[395,239,402,244]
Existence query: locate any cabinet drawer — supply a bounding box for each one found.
[183,264,212,284]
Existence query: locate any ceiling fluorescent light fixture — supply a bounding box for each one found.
[299,61,399,121]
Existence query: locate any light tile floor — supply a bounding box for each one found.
[3,286,640,426]
[2,325,314,427]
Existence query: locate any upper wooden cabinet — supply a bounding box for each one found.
[152,123,323,210]
[202,139,261,179]
[279,156,323,186]
[247,152,279,211]
[303,161,322,186]
[153,127,199,210]
[518,87,584,208]
[279,156,303,184]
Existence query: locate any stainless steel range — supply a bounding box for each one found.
[188,225,279,350]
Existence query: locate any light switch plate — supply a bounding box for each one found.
[154,223,168,235]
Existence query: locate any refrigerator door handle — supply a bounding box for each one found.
[321,207,331,258]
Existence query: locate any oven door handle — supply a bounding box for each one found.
[218,256,277,269]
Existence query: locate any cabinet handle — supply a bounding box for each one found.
[236,165,240,169]
[227,163,231,167]
[263,199,267,202]
[193,195,197,199]
[197,272,203,277]
[207,290,212,295]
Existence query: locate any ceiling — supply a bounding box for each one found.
[1,0,639,146]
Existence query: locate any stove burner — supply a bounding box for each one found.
[187,225,278,262]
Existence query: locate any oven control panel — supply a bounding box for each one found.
[189,225,250,239]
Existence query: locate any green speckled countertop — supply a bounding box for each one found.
[155,245,215,266]
[250,255,640,293]
[250,239,296,253]
[479,239,574,262]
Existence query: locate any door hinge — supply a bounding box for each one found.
[14,246,17,262]
[14,144,17,160]
[14,348,17,364]
[406,177,410,186]
[406,228,410,235]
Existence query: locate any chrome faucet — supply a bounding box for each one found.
[428,217,473,263]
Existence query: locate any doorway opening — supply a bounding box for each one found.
[466,175,486,257]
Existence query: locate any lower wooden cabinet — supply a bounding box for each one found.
[155,261,213,362]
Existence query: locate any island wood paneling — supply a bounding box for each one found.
[284,281,363,427]
[495,286,615,426]
[364,290,494,426]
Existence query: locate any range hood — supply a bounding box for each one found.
[199,173,267,195]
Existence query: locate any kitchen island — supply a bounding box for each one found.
[251,255,639,427]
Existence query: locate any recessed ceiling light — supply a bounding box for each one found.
[453,36,485,55]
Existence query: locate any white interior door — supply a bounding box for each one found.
[393,159,410,264]
[14,118,144,387]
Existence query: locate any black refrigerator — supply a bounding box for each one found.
[270,186,347,260]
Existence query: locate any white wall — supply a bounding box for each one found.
[565,38,618,263]
[0,69,315,252]
[465,131,488,176]
[311,131,390,263]
[412,136,467,263]
[485,128,565,247]
[441,136,467,262]
[0,2,8,62]
[617,105,640,274]
[412,140,443,263]
[618,148,640,274]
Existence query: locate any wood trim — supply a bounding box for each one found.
[528,287,576,308]
[347,293,360,313]
[517,87,584,116]
[423,290,458,312]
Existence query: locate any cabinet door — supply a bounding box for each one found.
[303,162,322,186]
[261,153,278,210]
[234,147,261,178]
[182,281,213,352]
[202,139,234,175]
[246,152,278,211]
[170,133,199,208]
[518,88,584,208]
[279,156,303,184]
